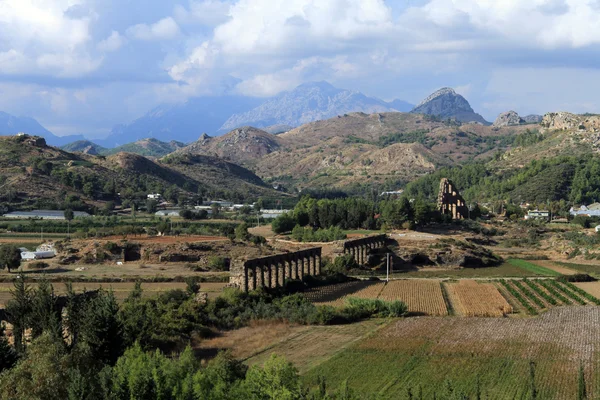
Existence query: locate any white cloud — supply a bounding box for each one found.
[0,0,101,77]
[417,0,600,49]
[174,0,232,26]
[97,31,125,52]
[127,17,181,41]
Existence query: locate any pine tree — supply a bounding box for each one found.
[5,275,32,353]
[578,362,587,400]
[529,361,537,400]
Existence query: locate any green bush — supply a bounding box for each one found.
[208,256,229,271]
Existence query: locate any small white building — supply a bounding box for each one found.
[525,210,550,221]
[147,193,162,200]
[21,251,55,260]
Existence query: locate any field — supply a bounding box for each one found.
[389,261,557,279]
[555,262,600,277]
[304,280,449,316]
[196,319,385,373]
[446,280,513,317]
[505,259,561,277]
[303,281,385,307]
[302,307,600,399]
[0,281,227,306]
[378,280,448,316]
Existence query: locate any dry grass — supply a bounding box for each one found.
[445,280,513,317]
[530,260,579,275]
[378,280,448,316]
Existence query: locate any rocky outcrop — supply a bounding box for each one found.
[175,126,280,165]
[410,88,489,125]
[541,112,600,132]
[493,111,525,127]
[523,114,543,124]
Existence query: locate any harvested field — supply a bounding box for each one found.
[378,280,447,316]
[445,280,513,317]
[0,281,227,306]
[530,260,579,275]
[303,307,600,399]
[302,281,385,307]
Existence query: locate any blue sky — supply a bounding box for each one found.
[1,0,600,137]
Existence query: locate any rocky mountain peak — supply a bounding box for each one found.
[414,88,457,109]
[493,111,525,127]
[411,87,489,125]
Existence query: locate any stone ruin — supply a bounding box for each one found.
[230,247,322,292]
[438,178,468,220]
[343,234,387,266]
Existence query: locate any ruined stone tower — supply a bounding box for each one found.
[438,178,469,220]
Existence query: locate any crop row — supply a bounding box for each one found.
[548,280,586,305]
[522,279,557,306]
[537,280,572,305]
[562,282,600,305]
[499,280,538,315]
[512,280,545,309]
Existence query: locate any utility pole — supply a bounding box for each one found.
[386,253,390,282]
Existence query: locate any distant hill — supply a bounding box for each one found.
[0,111,85,146]
[411,88,489,125]
[175,127,280,166]
[61,140,106,155]
[220,81,412,132]
[98,96,264,147]
[0,134,279,209]
[103,138,186,158]
[63,138,186,158]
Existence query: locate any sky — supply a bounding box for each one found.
[1,0,600,138]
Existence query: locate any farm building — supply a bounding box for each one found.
[3,210,91,220]
[570,204,600,217]
[21,251,55,260]
[525,210,550,220]
[155,209,182,217]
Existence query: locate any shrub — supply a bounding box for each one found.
[324,254,359,275]
[557,274,596,283]
[26,261,49,270]
[208,256,229,271]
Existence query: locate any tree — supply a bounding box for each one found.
[5,276,31,353]
[271,213,297,234]
[578,362,587,400]
[241,354,303,400]
[145,199,157,214]
[64,209,74,238]
[235,223,251,241]
[0,245,21,272]
[211,203,221,218]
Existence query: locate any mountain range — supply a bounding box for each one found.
[0,111,85,147]
[1,83,543,150]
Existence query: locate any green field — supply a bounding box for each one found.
[390,260,557,279]
[555,262,600,277]
[505,259,561,276]
[301,307,600,399]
